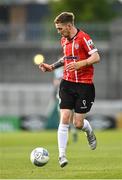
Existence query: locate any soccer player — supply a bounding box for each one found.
[53,67,78,143]
[39,12,100,168]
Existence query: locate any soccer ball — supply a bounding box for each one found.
[30,147,49,167]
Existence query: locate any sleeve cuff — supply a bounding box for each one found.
[88,48,98,55]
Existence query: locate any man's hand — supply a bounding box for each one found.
[66,60,88,71]
[39,63,53,72]
[66,62,81,71]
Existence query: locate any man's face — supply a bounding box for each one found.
[55,23,71,38]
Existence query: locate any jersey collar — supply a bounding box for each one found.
[67,28,80,41]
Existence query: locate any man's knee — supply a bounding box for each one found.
[60,109,72,124]
[73,113,85,129]
[73,118,84,129]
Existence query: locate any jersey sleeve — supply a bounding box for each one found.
[81,33,98,55]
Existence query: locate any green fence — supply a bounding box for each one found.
[0,116,20,132]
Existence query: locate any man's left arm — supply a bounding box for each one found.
[66,51,100,71]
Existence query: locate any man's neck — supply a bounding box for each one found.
[68,27,79,40]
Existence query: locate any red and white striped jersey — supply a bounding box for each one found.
[61,30,98,84]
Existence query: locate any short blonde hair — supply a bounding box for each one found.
[54,12,75,25]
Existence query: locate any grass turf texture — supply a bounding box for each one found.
[0,130,122,179]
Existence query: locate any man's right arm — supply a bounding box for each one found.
[51,57,64,70]
[39,57,64,72]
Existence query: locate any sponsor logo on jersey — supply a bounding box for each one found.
[63,56,78,60]
[87,39,93,45]
[88,39,96,49]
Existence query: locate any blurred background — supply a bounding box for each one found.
[0,0,122,132]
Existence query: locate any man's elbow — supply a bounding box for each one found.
[95,52,100,63]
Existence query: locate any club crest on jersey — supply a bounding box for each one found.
[75,43,79,49]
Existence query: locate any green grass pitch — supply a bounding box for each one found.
[0,130,122,179]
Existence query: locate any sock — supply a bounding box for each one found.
[58,123,69,158]
[82,119,92,134]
